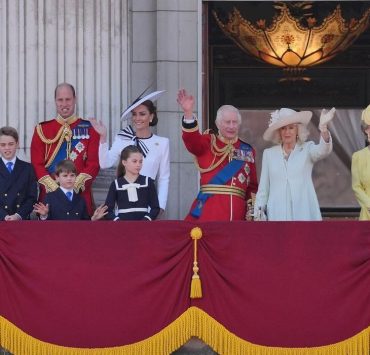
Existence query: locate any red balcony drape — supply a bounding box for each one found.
[0,221,369,354]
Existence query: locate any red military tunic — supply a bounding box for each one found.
[182,119,258,221]
[31,115,100,215]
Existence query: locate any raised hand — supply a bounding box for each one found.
[177,89,195,118]
[89,117,107,143]
[319,107,336,132]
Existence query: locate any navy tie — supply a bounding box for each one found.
[66,191,73,201]
[6,162,13,173]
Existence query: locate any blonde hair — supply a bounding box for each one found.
[270,123,310,145]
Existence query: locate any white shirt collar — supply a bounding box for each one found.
[59,187,74,195]
[2,157,16,166]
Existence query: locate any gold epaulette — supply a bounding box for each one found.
[38,175,59,193]
[73,173,92,193]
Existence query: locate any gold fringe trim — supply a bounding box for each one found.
[190,227,203,298]
[1,308,370,355]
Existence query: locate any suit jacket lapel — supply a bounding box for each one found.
[11,158,23,182]
[56,188,70,205]
[0,160,13,191]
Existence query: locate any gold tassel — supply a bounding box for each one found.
[190,227,203,299]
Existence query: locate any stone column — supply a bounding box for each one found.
[0,0,128,159]
[129,0,200,219]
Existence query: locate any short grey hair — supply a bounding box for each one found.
[215,105,242,127]
[270,123,310,145]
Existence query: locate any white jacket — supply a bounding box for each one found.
[255,136,332,221]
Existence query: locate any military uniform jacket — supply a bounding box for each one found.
[182,119,258,221]
[0,158,38,220]
[44,188,90,220]
[105,175,160,221]
[30,116,100,215]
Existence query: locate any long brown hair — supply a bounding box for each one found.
[116,145,142,177]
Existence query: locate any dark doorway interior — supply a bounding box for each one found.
[207,1,370,126]
[206,1,370,216]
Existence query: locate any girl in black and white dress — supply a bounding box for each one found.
[104,145,160,221]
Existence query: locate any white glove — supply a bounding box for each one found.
[254,207,267,221]
[319,107,336,132]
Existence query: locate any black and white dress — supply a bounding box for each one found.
[104,175,160,221]
[98,125,170,210]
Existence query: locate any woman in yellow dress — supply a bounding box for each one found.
[351,104,370,220]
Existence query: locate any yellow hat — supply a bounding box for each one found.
[361,104,370,125]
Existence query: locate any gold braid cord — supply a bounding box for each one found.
[190,227,203,299]
[194,133,235,173]
[36,123,73,168]
[74,173,92,193]
[38,175,59,193]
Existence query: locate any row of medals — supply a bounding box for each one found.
[65,127,90,141]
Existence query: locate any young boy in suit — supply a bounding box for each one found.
[0,126,37,220]
[33,160,107,220]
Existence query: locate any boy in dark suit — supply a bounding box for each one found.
[33,160,107,220]
[0,126,37,220]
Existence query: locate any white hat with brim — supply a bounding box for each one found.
[263,108,312,142]
[120,90,166,120]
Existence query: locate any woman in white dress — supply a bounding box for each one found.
[254,107,335,221]
[91,93,170,212]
